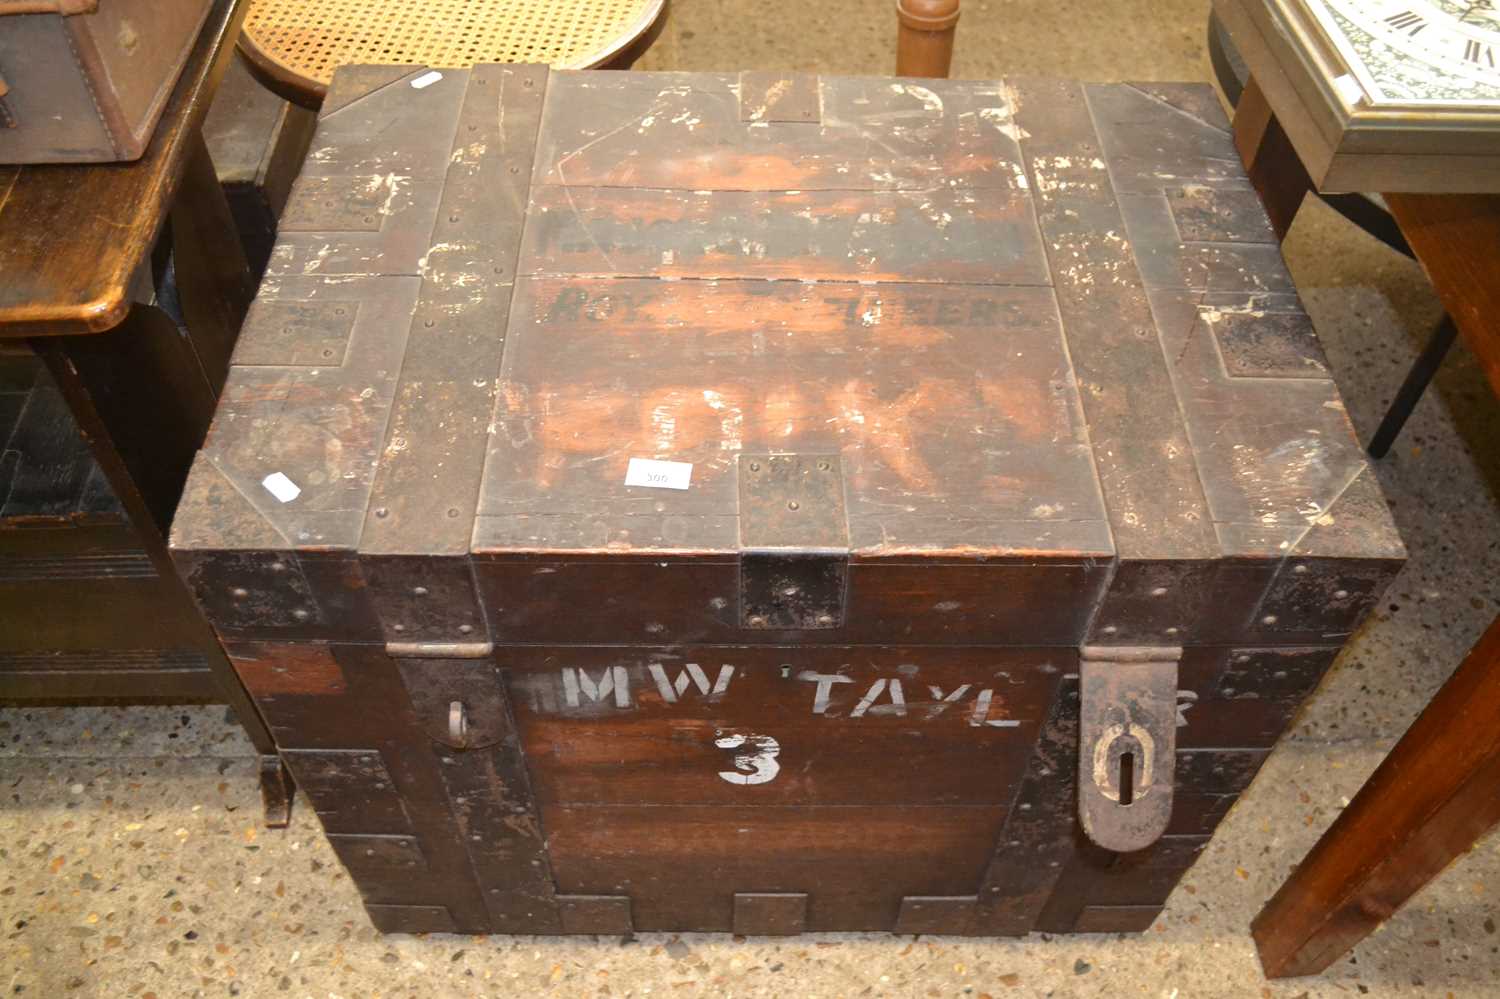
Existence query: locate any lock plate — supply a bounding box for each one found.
[1077,646,1181,853]
[738,453,849,630]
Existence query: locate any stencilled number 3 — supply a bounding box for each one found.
[714,731,781,785]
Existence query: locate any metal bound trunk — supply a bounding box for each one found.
[0,0,213,164]
[170,66,1404,936]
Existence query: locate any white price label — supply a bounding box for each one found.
[261,472,301,503]
[624,457,692,490]
[410,70,444,90]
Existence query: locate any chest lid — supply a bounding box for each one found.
[479,71,1108,560]
[171,66,1401,649]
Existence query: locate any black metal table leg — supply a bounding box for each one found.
[1367,315,1460,459]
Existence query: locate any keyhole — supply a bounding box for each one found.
[1119,751,1135,806]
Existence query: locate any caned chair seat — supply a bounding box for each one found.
[239,0,666,107]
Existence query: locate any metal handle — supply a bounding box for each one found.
[448,700,468,748]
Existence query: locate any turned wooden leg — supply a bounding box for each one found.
[896,0,960,78]
[1231,76,1313,241]
[1252,613,1500,977]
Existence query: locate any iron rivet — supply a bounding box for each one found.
[292,609,310,621]
[459,624,473,634]
[1165,626,1180,636]
[1150,586,1168,597]
[1019,803,1032,811]
[446,508,460,518]
[362,216,375,224]
[449,214,460,222]
[413,586,429,596]
[749,462,761,471]
[709,597,728,610]
[1292,564,1308,574]
[748,615,766,627]
[1223,688,1237,697]
[334,308,346,316]
[1261,614,1278,625]
[817,460,830,471]
[231,587,248,599]
[1273,670,1287,680]
[393,624,406,633]
[817,614,835,626]
[1334,589,1349,600]
[1101,625,1118,635]
[787,500,800,511]
[781,585,799,597]
[375,508,389,518]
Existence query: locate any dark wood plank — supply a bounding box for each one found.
[520,186,1045,284]
[533,72,1028,191]
[473,557,1109,647]
[542,803,1008,932]
[362,64,547,559]
[167,132,255,392]
[1253,613,1500,977]
[0,0,250,337]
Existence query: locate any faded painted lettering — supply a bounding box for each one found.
[560,666,631,708]
[797,671,855,714]
[648,663,735,703]
[850,678,906,717]
[715,732,781,785]
[1176,689,1198,727]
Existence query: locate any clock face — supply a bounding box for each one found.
[1306,0,1500,105]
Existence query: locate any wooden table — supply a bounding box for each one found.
[1232,76,1500,980]
[0,0,291,825]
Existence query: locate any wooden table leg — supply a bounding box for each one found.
[896,0,960,78]
[1231,76,1313,241]
[1252,613,1500,977]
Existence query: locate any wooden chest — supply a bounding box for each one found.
[0,0,214,164]
[170,66,1404,936]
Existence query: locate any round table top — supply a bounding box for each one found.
[240,0,665,106]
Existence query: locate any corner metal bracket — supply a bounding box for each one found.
[737,453,849,630]
[1077,645,1182,853]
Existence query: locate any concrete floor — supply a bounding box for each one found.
[6,1,1500,995]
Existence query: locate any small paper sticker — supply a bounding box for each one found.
[261,472,302,503]
[1332,74,1364,107]
[625,457,692,490]
[411,70,444,90]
